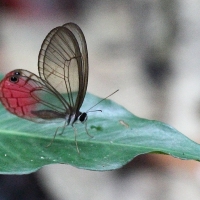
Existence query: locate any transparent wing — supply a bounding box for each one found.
[0,69,67,123]
[38,22,88,112]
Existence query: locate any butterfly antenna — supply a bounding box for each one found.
[86,89,119,112]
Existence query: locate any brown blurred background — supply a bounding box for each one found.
[0,0,200,199]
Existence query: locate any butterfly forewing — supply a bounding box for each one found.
[38,23,88,113]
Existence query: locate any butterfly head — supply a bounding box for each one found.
[78,112,87,123]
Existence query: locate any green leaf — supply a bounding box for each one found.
[0,84,200,174]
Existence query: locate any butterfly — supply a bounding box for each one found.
[0,23,91,152]
[0,23,118,152]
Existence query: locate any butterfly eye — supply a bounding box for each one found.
[14,71,21,76]
[9,76,19,83]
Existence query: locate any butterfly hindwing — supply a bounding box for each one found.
[0,70,67,123]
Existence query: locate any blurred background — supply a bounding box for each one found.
[0,0,200,199]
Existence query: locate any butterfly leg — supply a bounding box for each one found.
[58,120,68,135]
[46,120,67,147]
[46,126,60,147]
[85,121,93,138]
[72,125,80,153]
